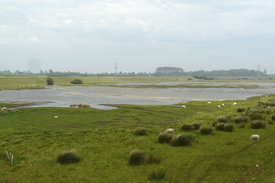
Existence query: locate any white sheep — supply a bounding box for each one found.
[1,107,7,111]
[217,105,221,108]
[54,116,59,119]
[207,101,212,104]
[233,102,237,106]
[222,103,225,107]
[250,134,260,141]
[164,128,174,134]
[182,105,187,108]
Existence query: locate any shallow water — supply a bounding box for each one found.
[0,83,275,109]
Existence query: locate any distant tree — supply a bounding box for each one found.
[46,78,54,85]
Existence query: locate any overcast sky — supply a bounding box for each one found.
[1,0,275,73]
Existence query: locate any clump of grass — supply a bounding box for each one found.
[133,127,147,136]
[224,123,234,132]
[234,116,249,124]
[237,108,245,112]
[192,122,201,130]
[215,123,224,131]
[272,114,275,121]
[46,78,54,85]
[251,120,266,129]
[71,79,83,84]
[181,124,193,131]
[200,126,213,135]
[56,150,81,164]
[216,116,230,123]
[268,120,274,125]
[239,122,246,128]
[170,134,195,146]
[148,169,166,181]
[158,132,173,143]
[248,113,265,120]
[129,149,146,165]
[146,154,161,164]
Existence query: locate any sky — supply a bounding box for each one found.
[0,0,275,73]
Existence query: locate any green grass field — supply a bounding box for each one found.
[0,76,273,90]
[1,95,275,183]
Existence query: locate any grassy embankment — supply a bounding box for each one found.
[0,95,275,183]
[0,76,271,90]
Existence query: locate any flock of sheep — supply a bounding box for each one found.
[180,101,260,141]
[1,100,261,142]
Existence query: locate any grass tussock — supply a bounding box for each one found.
[224,123,234,132]
[56,150,81,164]
[215,123,224,131]
[200,126,213,135]
[216,115,230,123]
[148,169,166,181]
[158,132,173,143]
[237,108,246,112]
[192,122,201,130]
[233,116,249,124]
[170,134,195,146]
[133,127,147,136]
[251,120,266,129]
[129,149,146,165]
[181,124,193,131]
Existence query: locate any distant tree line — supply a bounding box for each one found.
[0,67,271,77]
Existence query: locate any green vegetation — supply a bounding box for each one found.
[224,123,234,132]
[46,78,54,85]
[0,95,275,182]
[170,134,195,146]
[0,75,272,90]
[104,84,259,89]
[70,79,83,84]
[148,169,166,181]
[181,123,193,131]
[200,126,214,135]
[129,149,146,165]
[56,150,81,164]
[133,127,147,136]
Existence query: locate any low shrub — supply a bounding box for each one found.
[133,127,147,136]
[212,121,217,127]
[146,154,161,164]
[181,124,193,131]
[224,123,234,132]
[56,150,81,164]
[158,132,173,143]
[71,79,83,84]
[251,120,266,129]
[237,108,245,113]
[248,113,265,120]
[272,115,275,121]
[148,169,166,181]
[215,123,224,131]
[192,122,201,130]
[216,116,230,123]
[200,126,213,135]
[129,149,146,165]
[46,78,54,85]
[234,116,249,124]
[268,120,273,125]
[170,134,195,146]
[239,122,246,128]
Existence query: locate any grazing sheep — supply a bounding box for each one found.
[217,105,221,108]
[182,105,187,108]
[233,102,237,106]
[222,103,225,107]
[1,107,7,111]
[207,101,212,104]
[250,134,260,141]
[164,128,174,134]
[54,116,59,119]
